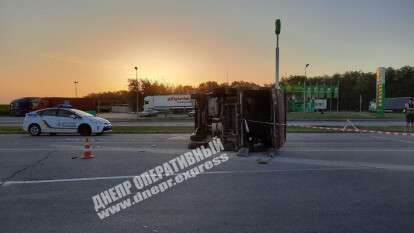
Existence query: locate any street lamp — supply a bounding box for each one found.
[134,67,139,119]
[305,64,310,77]
[73,81,79,98]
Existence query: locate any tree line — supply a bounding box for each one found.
[86,66,414,112]
[86,80,260,111]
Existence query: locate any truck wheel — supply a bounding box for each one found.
[28,124,41,136]
[78,124,92,136]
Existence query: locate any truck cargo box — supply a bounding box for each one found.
[144,95,194,113]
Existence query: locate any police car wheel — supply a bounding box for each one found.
[29,124,41,136]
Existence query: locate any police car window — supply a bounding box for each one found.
[57,109,73,117]
[40,109,56,116]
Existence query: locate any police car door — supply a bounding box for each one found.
[39,108,59,129]
[56,109,78,131]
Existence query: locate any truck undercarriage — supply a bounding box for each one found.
[188,87,286,154]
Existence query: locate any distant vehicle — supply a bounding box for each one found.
[36,97,96,113]
[9,97,39,116]
[369,97,412,112]
[138,109,160,117]
[10,97,96,116]
[144,95,194,113]
[22,108,111,136]
[187,110,196,117]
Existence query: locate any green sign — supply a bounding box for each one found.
[275,19,281,35]
[327,87,332,99]
[307,87,312,98]
[319,86,325,98]
[376,67,386,115]
[281,83,339,99]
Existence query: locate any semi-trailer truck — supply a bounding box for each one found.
[143,95,194,113]
[10,97,96,116]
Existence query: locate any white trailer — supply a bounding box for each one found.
[144,95,194,112]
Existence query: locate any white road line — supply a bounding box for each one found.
[1,147,413,152]
[0,148,56,151]
[369,135,414,144]
[167,136,188,140]
[0,147,187,154]
[276,157,414,171]
[78,146,186,155]
[2,175,135,186]
[2,167,375,186]
[280,149,414,152]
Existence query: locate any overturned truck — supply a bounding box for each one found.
[188,87,286,154]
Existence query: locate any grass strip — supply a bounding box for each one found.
[287,112,405,121]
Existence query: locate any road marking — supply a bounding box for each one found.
[1,147,413,153]
[62,146,187,154]
[280,149,414,152]
[0,148,57,151]
[0,167,384,186]
[369,135,414,144]
[0,147,187,154]
[2,175,136,186]
[276,157,414,171]
[167,135,188,140]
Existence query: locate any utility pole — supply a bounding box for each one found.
[273,19,281,149]
[336,81,340,112]
[303,81,306,112]
[330,94,332,112]
[305,64,310,77]
[134,66,139,120]
[337,97,339,112]
[329,81,332,112]
[73,81,79,98]
[359,94,362,112]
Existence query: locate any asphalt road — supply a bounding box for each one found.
[1,133,414,232]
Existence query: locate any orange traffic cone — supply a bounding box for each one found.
[82,138,94,159]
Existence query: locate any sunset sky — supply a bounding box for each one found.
[1,0,413,103]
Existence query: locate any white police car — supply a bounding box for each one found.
[22,108,112,136]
